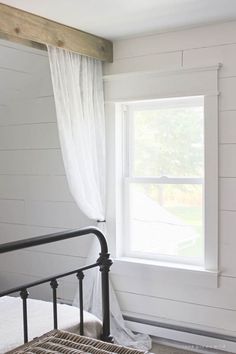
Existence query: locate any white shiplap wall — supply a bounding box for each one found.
[104,21,236,338]
[1,18,236,343]
[0,40,92,302]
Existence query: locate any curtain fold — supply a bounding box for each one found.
[47,45,151,351]
[47,46,105,220]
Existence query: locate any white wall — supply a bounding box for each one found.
[0,40,93,302]
[104,21,236,339]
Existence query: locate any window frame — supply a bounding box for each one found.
[115,93,218,271]
[121,97,205,266]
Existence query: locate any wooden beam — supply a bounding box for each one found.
[0,3,113,62]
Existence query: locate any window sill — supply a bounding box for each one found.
[111,257,219,288]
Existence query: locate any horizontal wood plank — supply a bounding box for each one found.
[183,43,236,78]
[112,21,236,60]
[0,123,59,150]
[0,149,65,175]
[104,51,182,75]
[1,97,56,126]
[220,111,236,143]
[220,178,236,211]
[0,199,90,229]
[0,250,84,278]
[0,175,72,202]
[220,211,236,276]
[111,272,236,311]
[0,223,92,258]
[0,270,78,302]
[25,200,91,229]
[117,291,236,334]
[220,145,236,177]
[220,77,236,111]
[0,3,113,62]
[0,199,25,224]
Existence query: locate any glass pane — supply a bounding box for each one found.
[131,98,204,177]
[129,183,203,260]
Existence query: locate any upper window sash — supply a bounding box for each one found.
[123,97,204,179]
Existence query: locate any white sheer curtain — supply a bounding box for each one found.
[47,45,151,351]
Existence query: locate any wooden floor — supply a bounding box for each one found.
[151,342,231,354]
[151,342,196,354]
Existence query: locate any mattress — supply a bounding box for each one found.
[0,296,102,353]
[8,330,148,354]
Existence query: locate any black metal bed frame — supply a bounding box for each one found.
[0,226,113,344]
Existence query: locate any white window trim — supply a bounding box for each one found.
[112,258,218,289]
[105,65,220,286]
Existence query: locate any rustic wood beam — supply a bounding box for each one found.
[0,3,113,62]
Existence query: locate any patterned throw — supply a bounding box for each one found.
[8,330,149,354]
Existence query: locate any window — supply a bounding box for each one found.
[120,96,205,266]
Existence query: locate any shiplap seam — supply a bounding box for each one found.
[116,289,236,312]
[103,64,221,81]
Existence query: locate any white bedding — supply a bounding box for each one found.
[0,296,102,353]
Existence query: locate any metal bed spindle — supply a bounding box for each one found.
[50,279,59,330]
[20,289,29,343]
[76,271,84,335]
[0,227,113,344]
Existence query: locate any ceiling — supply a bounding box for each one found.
[2,0,236,40]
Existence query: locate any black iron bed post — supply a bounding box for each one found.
[76,271,84,335]
[97,251,113,342]
[0,226,113,343]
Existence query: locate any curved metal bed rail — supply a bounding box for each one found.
[0,226,113,343]
[0,227,108,255]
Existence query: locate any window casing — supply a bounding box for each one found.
[108,65,219,272]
